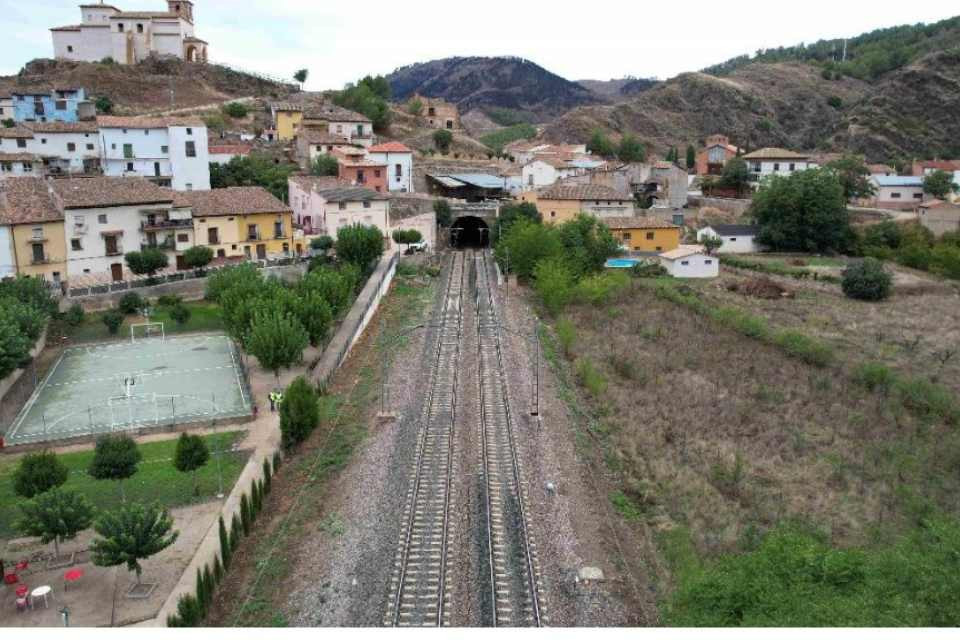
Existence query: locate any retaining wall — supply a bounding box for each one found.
[688,195,752,216]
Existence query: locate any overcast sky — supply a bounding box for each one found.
[3,1,957,89]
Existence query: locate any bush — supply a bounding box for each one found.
[533,257,575,316]
[222,102,249,119]
[310,236,334,252]
[13,451,69,499]
[170,304,192,326]
[183,246,214,271]
[575,358,608,398]
[842,258,892,301]
[280,376,320,450]
[102,309,124,335]
[713,307,769,339]
[574,271,630,306]
[894,377,960,425]
[433,129,453,153]
[555,317,577,358]
[65,303,85,327]
[335,224,384,273]
[773,331,834,368]
[119,292,145,315]
[496,219,562,279]
[631,262,668,278]
[157,294,182,308]
[854,362,896,393]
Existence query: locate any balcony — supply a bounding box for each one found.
[31,256,50,265]
[141,238,176,251]
[141,219,193,232]
[246,231,263,241]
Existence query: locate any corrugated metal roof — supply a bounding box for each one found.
[430,175,467,188]
[448,174,506,189]
[873,176,923,187]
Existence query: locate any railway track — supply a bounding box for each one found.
[384,252,465,627]
[475,250,546,627]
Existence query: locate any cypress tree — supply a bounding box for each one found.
[196,567,207,617]
[240,494,251,535]
[262,459,272,494]
[213,554,224,584]
[229,513,242,549]
[202,565,215,606]
[273,451,282,473]
[250,480,261,516]
[218,516,231,569]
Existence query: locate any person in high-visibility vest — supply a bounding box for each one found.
[268,391,278,412]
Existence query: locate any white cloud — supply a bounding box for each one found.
[2,0,957,88]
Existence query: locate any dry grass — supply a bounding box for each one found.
[556,279,960,559]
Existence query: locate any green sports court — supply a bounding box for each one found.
[5,332,251,446]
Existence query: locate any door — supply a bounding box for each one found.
[256,244,266,260]
[110,263,123,282]
[176,254,186,270]
[105,235,119,255]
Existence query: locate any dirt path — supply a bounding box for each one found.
[146,96,256,117]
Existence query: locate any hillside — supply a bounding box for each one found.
[386,56,599,121]
[0,57,296,115]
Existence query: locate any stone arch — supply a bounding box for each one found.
[185,45,198,62]
[200,46,208,62]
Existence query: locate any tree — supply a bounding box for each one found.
[102,309,124,335]
[119,292,145,315]
[13,451,68,499]
[222,102,249,119]
[293,69,309,89]
[169,304,191,326]
[588,129,616,158]
[751,168,853,253]
[311,154,340,177]
[719,156,751,193]
[246,310,308,380]
[433,129,453,154]
[333,76,392,131]
[310,236,334,253]
[125,249,169,281]
[827,154,877,201]
[701,234,724,255]
[218,515,231,569]
[533,257,575,316]
[90,502,178,586]
[182,246,214,271]
[407,98,424,116]
[923,170,959,199]
[17,489,94,559]
[173,433,210,496]
[434,199,453,228]
[89,435,142,501]
[291,290,332,347]
[495,218,563,279]
[203,113,227,136]
[279,376,320,450]
[842,258,893,301]
[618,135,647,163]
[557,214,621,276]
[492,201,541,245]
[210,153,299,201]
[686,145,697,170]
[335,224,384,272]
[392,229,423,251]
[2,118,14,128]
[0,309,31,378]
[95,96,113,114]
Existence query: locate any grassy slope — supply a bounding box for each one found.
[57,301,224,343]
[0,431,248,539]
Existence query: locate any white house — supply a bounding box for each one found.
[51,1,208,65]
[24,121,101,175]
[296,132,363,170]
[50,177,178,281]
[98,116,210,191]
[659,245,719,278]
[869,176,926,210]
[307,104,374,147]
[208,143,251,166]
[743,148,812,180]
[287,176,390,239]
[0,153,41,179]
[697,224,761,254]
[0,224,14,278]
[366,142,415,193]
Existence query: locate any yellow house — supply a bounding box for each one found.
[272,103,304,141]
[0,177,68,286]
[177,187,299,261]
[604,216,681,253]
[521,184,635,224]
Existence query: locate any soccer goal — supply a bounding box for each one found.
[131,322,165,344]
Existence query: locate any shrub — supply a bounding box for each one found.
[608,353,640,381]
[575,358,607,398]
[218,516,231,569]
[574,271,630,306]
[533,257,575,316]
[157,294,182,308]
[555,317,577,358]
[118,292,145,315]
[240,493,251,535]
[262,458,273,495]
[713,307,769,339]
[773,331,834,368]
[170,304,192,326]
[102,309,124,335]
[64,303,85,327]
[854,362,896,393]
[229,513,242,549]
[310,236,334,252]
[827,95,843,109]
[222,102,249,119]
[280,376,320,450]
[842,258,892,301]
[13,451,69,498]
[894,377,960,425]
[335,224,384,273]
[631,262,668,278]
[183,246,214,271]
[433,129,453,153]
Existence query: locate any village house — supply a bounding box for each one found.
[179,187,297,261]
[97,115,210,191]
[51,1,208,64]
[288,176,390,241]
[339,159,389,193]
[208,143,252,166]
[695,134,741,175]
[659,245,719,278]
[412,95,461,130]
[696,224,761,254]
[10,88,94,123]
[521,156,606,189]
[295,131,362,169]
[918,199,960,237]
[0,95,12,121]
[869,175,927,210]
[303,104,374,147]
[869,164,897,177]
[271,103,304,142]
[604,216,681,253]
[743,148,813,180]
[521,184,634,224]
[24,121,101,175]
[911,160,960,202]
[366,142,415,193]
[0,177,68,287]
[0,152,41,180]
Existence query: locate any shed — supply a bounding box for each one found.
[659,245,719,278]
[697,224,761,254]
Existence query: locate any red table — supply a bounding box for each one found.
[64,568,84,590]
[15,585,28,598]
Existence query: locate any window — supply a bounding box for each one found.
[137,23,143,33]
[98,214,107,224]
[23,162,33,173]
[730,237,737,242]
[0,162,10,172]
[891,193,902,199]
[357,170,365,183]
[646,232,655,240]
[363,201,371,209]
[186,128,192,136]
[32,243,45,263]
[186,183,193,191]
[705,260,713,265]
[32,227,43,240]
[789,163,796,171]
[177,234,188,243]
[161,145,168,154]
[752,162,761,172]
[374,169,381,178]
[111,143,117,150]
[656,246,663,251]
[123,143,133,158]
[914,193,923,200]
[550,211,556,219]
[144,130,149,136]
[185,141,196,157]
[681,261,690,266]
[208,228,219,244]
[117,23,124,31]
[623,233,632,241]
[16,139,26,149]
[41,139,47,145]
[126,162,134,172]
[773,163,780,171]
[247,224,259,240]
[338,202,347,211]
[86,143,94,151]
[67,143,76,152]
[55,100,67,110]
[67,46,74,53]
[71,238,82,251]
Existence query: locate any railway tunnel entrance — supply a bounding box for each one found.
[450,216,490,249]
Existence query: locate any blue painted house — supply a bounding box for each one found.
[12,88,92,123]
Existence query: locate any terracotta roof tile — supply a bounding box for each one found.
[539,184,632,201]
[24,121,98,134]
[97,115,205,129]
[300,131,356,146]
[0,126,35,139]
[172,187,291,217]
[742,147,810,160]
[0,177,63,225]
[603,216,678,230]
[368,142,413,153]
[208,144,252,155]
[289,175,349,191]
[49,177,174,209]
[0,152,41,162]
[314,186,389,203]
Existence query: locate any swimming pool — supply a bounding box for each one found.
[606,258,641,269]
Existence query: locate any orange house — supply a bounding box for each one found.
[339,160,388,193]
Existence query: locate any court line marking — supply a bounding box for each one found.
[6,348,69,441]
[228,342,248,410]
[46,365,237,388]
